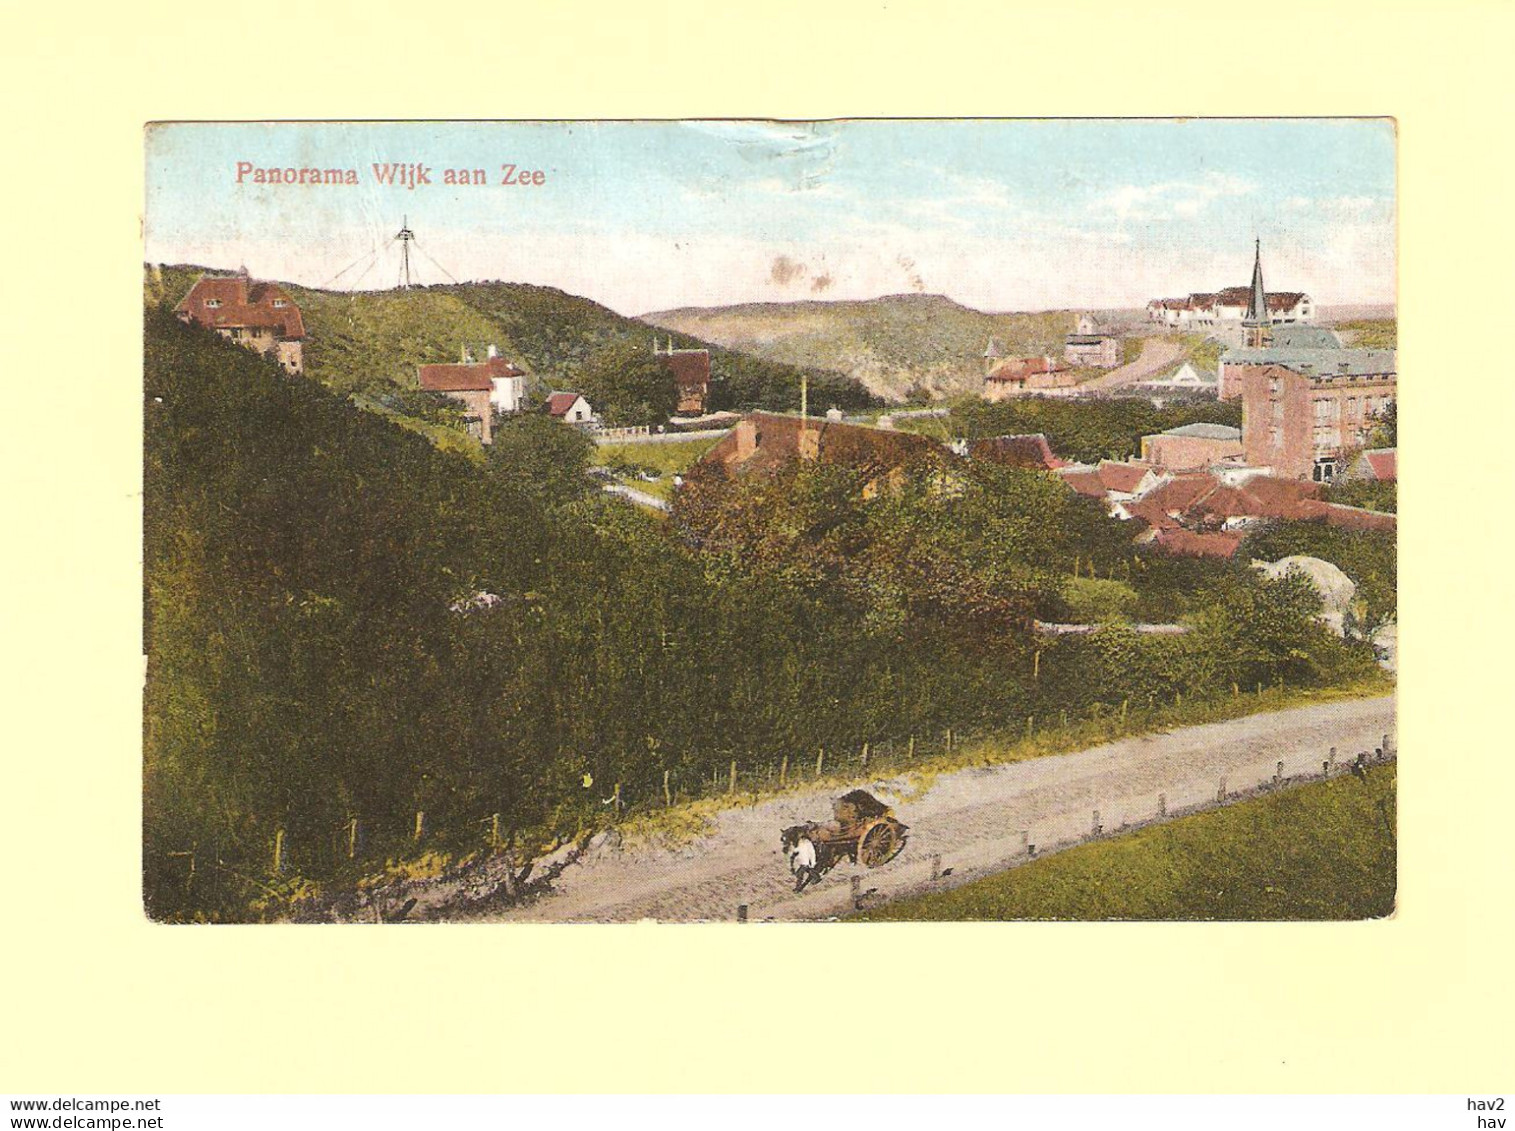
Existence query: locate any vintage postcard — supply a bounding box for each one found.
[143,119,1396,924]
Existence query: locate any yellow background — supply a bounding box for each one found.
[3,0,1509,1094]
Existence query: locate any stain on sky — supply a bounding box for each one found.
[769,255,807,286]
[896,254,926,293]
[811,272,833,293]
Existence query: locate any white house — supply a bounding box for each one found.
[546,391,596,426]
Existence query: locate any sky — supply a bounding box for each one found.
[144,120,1396,316]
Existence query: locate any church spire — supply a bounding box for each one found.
[1243,237,1272,347]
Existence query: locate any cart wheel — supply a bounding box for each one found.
[857,819,900,868]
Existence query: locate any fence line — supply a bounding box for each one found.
[154,684,1390,902]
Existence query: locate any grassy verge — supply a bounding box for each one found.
[349,393,485,463]
[856,764,1396,921]
[618,673,1394,846]
[594,436,724,502]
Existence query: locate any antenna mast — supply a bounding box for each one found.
[396,215,415,289]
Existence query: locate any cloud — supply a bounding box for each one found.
[1092,171,1255,221]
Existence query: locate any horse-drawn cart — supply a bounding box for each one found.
[781,790,909,891]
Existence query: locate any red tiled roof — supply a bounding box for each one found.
[1057,468,1108,498]
[1363,449,1397,480]
[969,433,1066,471]
[1153,527,1244,558]
[546,391,585,417]
[700,412,948,477]
[987,356,1066,382]
[1096,461,1150,494]
[418,356,524,392]
[1295,500,1397,532]
[1140,473,1219,516]
[659,349,711,391]
[175,275,306,339]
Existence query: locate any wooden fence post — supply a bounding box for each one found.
[1158,793,1167,818]
[1026,716,1034,739]
[1061,709,1068,729]
[1033,651,1041,681]
[1120,699,1128,722]
[490,813,501,849]
[413,811,425,843]
[816,748,825,778]
[272,829,285,875]
[1232,682,1239,698]
[728,760,737,795]
[862,742,870,768]
[908,735,916,760]
[347,818,359,860]
[780,755,789,786]
[664,769,672,807]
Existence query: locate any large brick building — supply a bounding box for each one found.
[1239,362,1397,481]
[174,270,306,375]
[1064,314,1121,368]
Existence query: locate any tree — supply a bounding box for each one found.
[487,412,595,508]
[575,341,679,427]
[1367,399,1396,449]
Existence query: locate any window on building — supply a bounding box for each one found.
[1312,458,1338,482]
[205,298,222,308]
[272,298,287,308]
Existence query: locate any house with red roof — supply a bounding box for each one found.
[964,433,1068,472]
[174,269,306,375]
[695,411,954,499]
[417,347,528,445]
[983,355,1071,401]
[654,338,712,416]
[545,391,596,426]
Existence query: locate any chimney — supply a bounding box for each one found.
[487,344,499,360]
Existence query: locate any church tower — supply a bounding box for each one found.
[1242,238,1273,349]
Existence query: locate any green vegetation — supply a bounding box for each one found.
[575,340,679,426]
[1335,318,1397,350]
[1060,576,1139,624]
[946,396,1242,464]
[1240,521,1397,629]
[1177,332,1224,374]
[144,265,877,441]
[858,764,1396,921]
[646,294,1078,401]
[1322,478,1396,514]
[145,311,1385,921]
[592,435,725,502]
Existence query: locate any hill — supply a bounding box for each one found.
[144,265,877,424]
[642,294,1127,401]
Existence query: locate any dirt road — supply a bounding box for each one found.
[1080,336,1184,392]
[474,695,1395,923]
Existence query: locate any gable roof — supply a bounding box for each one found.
[1153,527,1244,558]
[418,356,525,392]
[1096,460,1151,494]
[659,349,711,391]
[546,391,588,417]
[1357,448,1397,481]
[700,411,949,477]
[987,355,1065,382]
[175,274,306,339]
[968,433,1065,471]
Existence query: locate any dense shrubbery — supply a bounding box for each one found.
[1240,520,1397,629]
[144,313,1379,920]
[948,396,1242,464]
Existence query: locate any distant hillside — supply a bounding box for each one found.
[144,265,876,419]
[642,294,1123,401]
